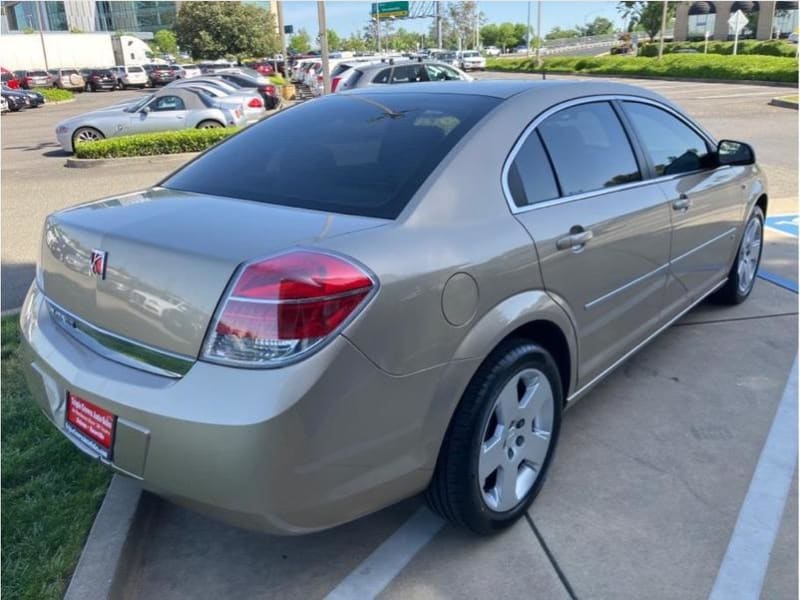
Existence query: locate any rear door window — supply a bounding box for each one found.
[621,101,711,176]
[538,102,641,196]
[373,68,391,84]
[508,131,560,207]
[163,93,500,219]
[390,64,428,83]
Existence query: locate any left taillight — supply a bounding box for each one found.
[248,97,263,108]
[202,251,375,367]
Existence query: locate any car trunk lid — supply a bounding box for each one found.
[41,187,386,361]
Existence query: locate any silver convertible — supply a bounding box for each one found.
[23,81,765,535]
[55,87,246,153]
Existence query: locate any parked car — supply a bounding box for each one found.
[54,87,246,152]
[215,70,280,109]
[458,50,487,71]
[145,64,178,86]
[178,64,202,78]
[81,68,117,92]
[431,51,460,67]
[18,88,45,107]
[1,67,20,89]
[0,96,8,113]
[1,85,27,111]
[21,80,765,536]
[167,78,265,122]
[111,65,148,89]
[335,60,470,92]
[50,68,85,91]
[14,69,53,88]
[484,45,501,56]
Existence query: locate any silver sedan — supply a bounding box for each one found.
[55,87,247,153]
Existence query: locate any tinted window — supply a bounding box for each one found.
[151,96,185,111]
[426,64,461,81]
[390,64,427,83]
[373,68,391,84]
[623,101,711,177]
[538,102,641,196]
[129,66,144,73]
[164,93,500,219]
[508,131,560,207]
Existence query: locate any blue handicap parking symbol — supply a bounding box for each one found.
[765,214,798,238]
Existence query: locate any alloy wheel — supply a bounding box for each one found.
[737,216,762,294]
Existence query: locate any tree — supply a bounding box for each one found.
[545,26,580,40]
[175,1,279,60]
[288,28,311,54]
[578,17,615,37]
[341,32,367,52]
[617,1,675,40]
[320,29,341,51]
[151,29,178,55]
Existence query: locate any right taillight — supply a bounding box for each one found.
[248,97,263,108]
[202,251,375,367]
[331,76,341,92]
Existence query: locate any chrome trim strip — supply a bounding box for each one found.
[501,94,721,215]
[584,263,669,310]
[567,277,727,404]
[46,298,194,379]
[670,227,738,265]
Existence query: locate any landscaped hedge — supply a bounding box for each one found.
[32,87,74,102]
[486,54,799,83]
[638,40,798,58]
[74,127,239,159]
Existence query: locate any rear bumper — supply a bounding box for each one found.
[19,283,442,534]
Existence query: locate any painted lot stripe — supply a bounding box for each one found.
[758,270,799,294]
[709,357,798,600]
[324,506,445,600]
[765,214,799,238]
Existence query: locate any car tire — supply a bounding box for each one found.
[426,339,563,534]
[196,120,223,129]
[72,126,105,149]
[712,205,764,305]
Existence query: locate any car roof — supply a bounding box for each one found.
[341,79,672,102]
[151,87,208,110]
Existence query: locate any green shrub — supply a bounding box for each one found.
[269,73,287,85]
[74,127,239,159]
[32,87,74,102]
[638,40,798,58]
[487,54,798,82]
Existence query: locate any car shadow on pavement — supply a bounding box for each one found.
[1,262,35,312]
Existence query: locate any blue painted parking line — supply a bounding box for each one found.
[758,270,798,294]
[765,214,798,238]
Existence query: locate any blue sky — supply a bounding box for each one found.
[282,1,623,41]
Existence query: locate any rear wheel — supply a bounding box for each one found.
[426,339,562,534]
[196,120,223,129]
[72,127,104,148]
[712,206,764,305]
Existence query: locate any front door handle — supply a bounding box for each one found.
[672,194,691,211]
[556,228,594,251]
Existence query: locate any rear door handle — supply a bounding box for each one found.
[672,194,691,211]
[556,229,594,251]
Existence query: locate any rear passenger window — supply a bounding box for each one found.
[538,102,641,196]
[508,131,560,207]
[622,101,711,177]
[373,69,391,84]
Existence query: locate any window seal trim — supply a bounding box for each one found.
[502,94,720,215]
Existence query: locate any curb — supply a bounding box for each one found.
[45,98,76,105]
[1,307,21,318]
[486,69,797,87]
[769,97,799,110]
[65,152,198,169]
[64,475,144,600]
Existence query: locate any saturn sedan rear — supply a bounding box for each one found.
[20,80,766,535]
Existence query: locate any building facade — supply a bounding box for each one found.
[674,1,799,41]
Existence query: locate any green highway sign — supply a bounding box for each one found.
[371,1,409,18]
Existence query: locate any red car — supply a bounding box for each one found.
[1,67,20,89]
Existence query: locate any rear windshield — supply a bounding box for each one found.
[30,70,49,76]
[128,66,144,73]
[163,92,499,219]
[61,69,79,76]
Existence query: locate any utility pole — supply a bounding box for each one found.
[526,1,531,57]
[657,0,668,59]
[535,0,542,67]
[317,1,330,94]
[35,2,50,70]
[436,1,442,48]
[277,1,287,76]
[474,1,479,49]
[376,10,382,53]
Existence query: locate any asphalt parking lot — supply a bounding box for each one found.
[2,75,797,599]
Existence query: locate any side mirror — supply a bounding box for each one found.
[717,139,755,166]
[140,105,151,114]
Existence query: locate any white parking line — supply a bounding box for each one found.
[324,506,445,600]
[709,357,798,600]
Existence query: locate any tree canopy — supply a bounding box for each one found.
[174,1,279,59]
[617,1,676,39]
[288,28,311,54]
[480,22,531,51]
[151,29,178,55]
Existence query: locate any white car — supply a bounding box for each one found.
[0,96,8,113]
[458,50,487,71]
[178,64,202,78]
[484,46,501,57]
[111,65,148,89]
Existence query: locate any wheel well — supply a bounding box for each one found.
[502,320,571,404]
[756,194,768,217]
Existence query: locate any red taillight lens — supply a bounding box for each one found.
[265,84,276,95]
[248,97,263,108]
[331,76,341,92]
[202,251,375,366]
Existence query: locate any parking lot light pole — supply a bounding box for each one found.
[657,0,668,60]
[317,1,331,94]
